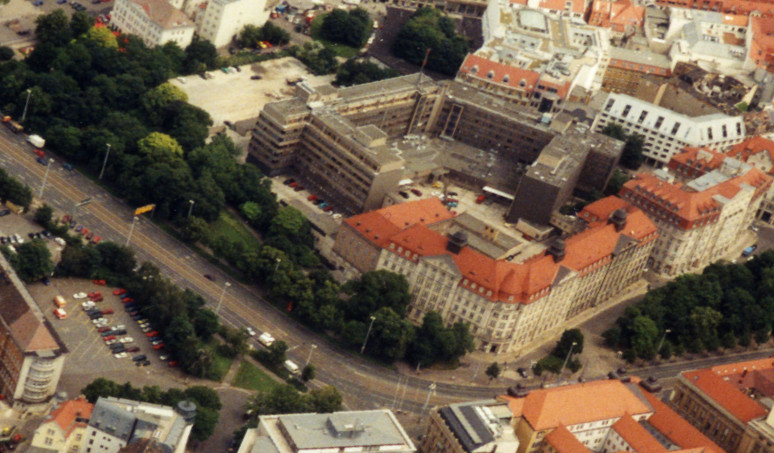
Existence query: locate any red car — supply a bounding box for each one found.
[91,236,101,244]
[88,291,102,300]
[168,361,179,367]
[324,205,333,212]
[289,182,298,188]
[97,326,111,333]
[146,331,159,337]
[81,228,89,236]
[294,184,304,192]
[475,194,486,204]
[113,288,127,296]
[122,297,134,304]
[152,343,165,350]
[92,295,104,302]
[102,309,114,315]
[33,149,45,158]
[103,335,116,341]
[93,279,106,286]
[411,188,423,196]
[62,215,71,224]
[126,346,140,353]
[307,195,318,202]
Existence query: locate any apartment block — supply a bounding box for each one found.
[620,153,771,277]
[724,136,774,224]
[334,196,656,354]
[80,397,195,453]
[669,357,774,453]
[587,0,645,36]
[30,397,93,453]
[0,253,67,411]
[423,379,723,453]
[196,0,269,48]
[592,93,745,164]
[237,410,415,453]
[111,0,195,48]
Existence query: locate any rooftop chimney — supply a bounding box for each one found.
[446,231,468,254]
[547,238,566,263]
[609,209,627,232]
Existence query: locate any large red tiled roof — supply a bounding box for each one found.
[458,54,540,93]
[681,358,774,424]
[351,197,655,304]
[639,387,726,453]
[725,136,774,175]
[510,0,585,14]
[544,425,592,452]
[47,397,93,438]
[588,0,645,32]
[612,414,667,453]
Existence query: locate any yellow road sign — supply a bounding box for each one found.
[134,204,155,216]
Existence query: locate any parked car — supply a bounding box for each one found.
[203,274,215,281]
[119,337,134,344]
[132,354,147,362]
[103,335,116,341]
[97,326,111,333]
[113,288,127,296]
[93,279,106,285]
[0,210,10,217]
[152,343,165,350]
[126,347,140,353]
[114,352,128,359]
[399,191,410,199]
[102,309,114,315]
[411,188,423,196]
[36,156,48,166]
[146,331,159,337]
[88,291,102,300]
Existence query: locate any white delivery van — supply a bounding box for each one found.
[284,360,300,375]
[27,134,45,148]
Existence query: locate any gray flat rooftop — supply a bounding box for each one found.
[275,410,412,450]
[338,74,437,103]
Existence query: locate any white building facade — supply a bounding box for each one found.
[196,0,269,48]
[593,93,746,164]
[111,0,196,48]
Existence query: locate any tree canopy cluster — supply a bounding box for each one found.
[81,378,221,441]
[237,22,291,48]
[320,8,372,48]
[334,59,398,87]
[56,241,222,377]
[0,168,33,210]
[533,329,584,375]
[392,7,470,76]
[604,252,774,362]
[601,123,645,170]
[1,239,53,282]
[288,42,339,75]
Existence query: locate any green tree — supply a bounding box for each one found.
[308,386,342,412]
[138,132,185,162]
[193,309,219,341]
[183,36,218,74]
[605,169,630,196]
[94,241,137,276]
[34,204,54,227]
[46,125,83,159]
[301,364,316,382]
[368,307,415,362]
[631,315,659,359]
[552,329,584,358]
[335,59,399,86]
[320,9,371,47]
[392,7,469,76]
[85,27,119,49]
[7,240,53,282]
[245,384,309,416]
[81,377,121,403]
[35,10,72,47]
[0,47,14,61]
[266,340,288,366]
[485,362,500,380]
[343,270,412,321]
[70,11,93,37]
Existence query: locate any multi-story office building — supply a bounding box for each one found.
[30,397,94,453]
[601,47,672,95]
[423,379,723,453]
[620,153,771,276]
[334,196,656,354]
[592,93,746,164]
[669,357,774,453]
[80,397,195,453]
[0,253,67,412]
[237,410,415,453]
[111,0,195,48]
[195,0,268,48]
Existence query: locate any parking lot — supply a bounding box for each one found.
[171,57,335,126]
[26,277,184,396]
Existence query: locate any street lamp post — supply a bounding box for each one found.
[98,144,111,180]
[187,199,195,218]
[360,315,376,354]
[21,89,31,122]
[305,344,317,367]
[422,382,436,412]
[38,158,54,198]
[216,282,231,314]
[560,341,578,376]
[274,258,282,274]
[125,216,139,246]
[656,329,672,357]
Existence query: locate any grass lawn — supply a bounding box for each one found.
[205,340,234,382]
[310,14,361,58]
[232,360,281,392]
[210,211,261,251]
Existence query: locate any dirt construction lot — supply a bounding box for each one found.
[171,57,335,127]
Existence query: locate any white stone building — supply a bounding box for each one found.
[111,0,196,48]
[196,0,269,48]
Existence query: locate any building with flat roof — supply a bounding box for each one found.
[334,196,656,354]
[29,397,93,453]
[424,379,723,453]
[601,47,672,95]
[237,409,415,453]
[195,0,269,48]
[620,152,771,276]
[110,0,195,48]
[80,397,194,453]
[0,253,67,411]
[592,92,745,164]
[670,357,774,453]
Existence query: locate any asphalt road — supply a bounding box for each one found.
[0,127,502,413]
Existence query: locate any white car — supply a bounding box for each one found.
[73,292,88,299]
[141,326,151,333]
[113,352,128,359]
[105,340,117,345]
[258,332,275,347]
[93,318,108,326]
[119,337,134,344]
[245,327,256,337]
[114,324,126,331]
[159,355,169,361]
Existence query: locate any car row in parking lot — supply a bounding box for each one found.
[60,215,101,244]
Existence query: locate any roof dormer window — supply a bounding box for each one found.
[487,70,495,79]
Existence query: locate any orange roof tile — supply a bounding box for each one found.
[344,198,453,247]
[47,397,93,438]
[510,0,585,14]
[579,196,629,223]
[612,414,667,452]
[725,136,774,175]
[518,380,652,431]
[640,389,726,453]
[545,425,592,453]
[458,54,540,93]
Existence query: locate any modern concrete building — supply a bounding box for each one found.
[620,153,771,277]
[196,0,269,48]
[424,379,723,453]
[80,397,195,453]
[592,93,746,164]
[111,0,196,48]
[29,397,94,453]
[0,253,67,412]
[334,196,656,354]
[237,409,415,453]
[669,357,774,453]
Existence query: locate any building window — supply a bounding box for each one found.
[622,104,632,116]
